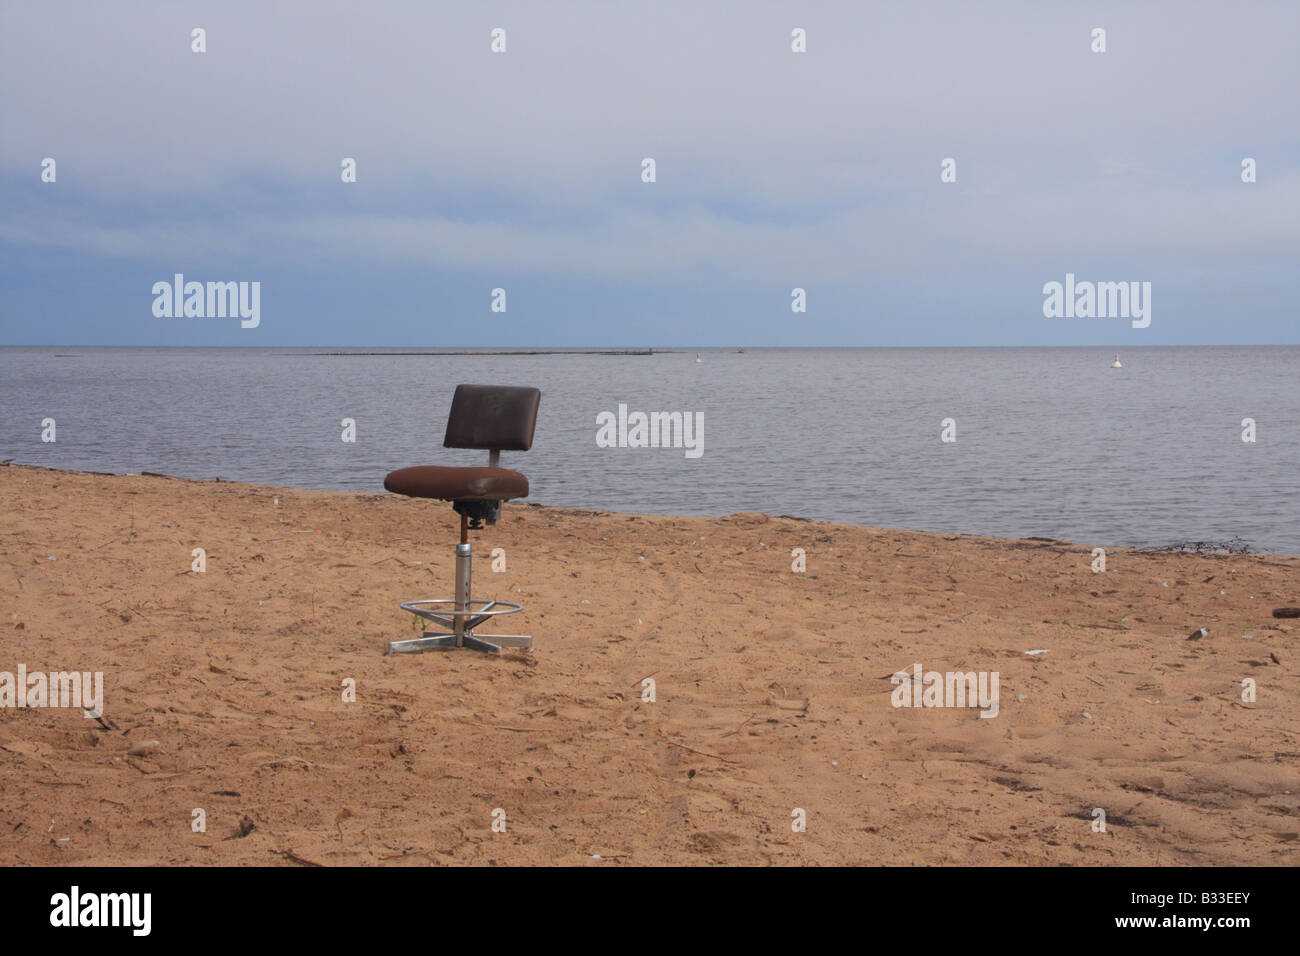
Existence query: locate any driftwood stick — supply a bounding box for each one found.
[276,848,325,867]
[658,733,737,764]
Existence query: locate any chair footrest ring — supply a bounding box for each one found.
[389,598,530,655]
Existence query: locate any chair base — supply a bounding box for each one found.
[387,631,533,655]
[384,598,527,658]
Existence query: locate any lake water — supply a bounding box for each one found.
[2,346,1297,554]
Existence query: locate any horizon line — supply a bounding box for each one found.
[3,343,1298,351]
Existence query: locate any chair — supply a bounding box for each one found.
[383,384,540,655]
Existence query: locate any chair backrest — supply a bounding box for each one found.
[443,384,541,452]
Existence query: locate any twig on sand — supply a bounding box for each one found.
[722,714,758,738]
[657,732,737,764]
[275,848,325,867]
[1045,620,1127,631]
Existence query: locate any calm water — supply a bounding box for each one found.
[2,347,1297,553]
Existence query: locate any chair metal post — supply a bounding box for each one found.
[454,542,471,645]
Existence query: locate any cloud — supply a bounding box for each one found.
[0,0,1296,344]
[4,166,1296,286]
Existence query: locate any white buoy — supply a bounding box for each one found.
[1111,354,1122,368]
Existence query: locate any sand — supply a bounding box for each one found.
[0,463,1296,866]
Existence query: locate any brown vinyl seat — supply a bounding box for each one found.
[384,465,528,502]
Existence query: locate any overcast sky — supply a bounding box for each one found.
[1,0,1295,346]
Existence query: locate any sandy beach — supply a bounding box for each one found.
[0,463,1296,866]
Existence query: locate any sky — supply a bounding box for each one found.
[0,0,1296,347]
